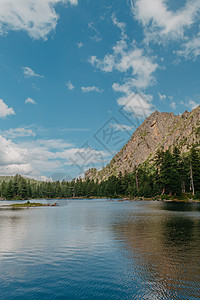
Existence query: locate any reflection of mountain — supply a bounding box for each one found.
[110,202,200,299]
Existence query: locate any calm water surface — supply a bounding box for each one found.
[0,199,200,299]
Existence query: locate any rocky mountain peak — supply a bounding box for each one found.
[85,106,200,181]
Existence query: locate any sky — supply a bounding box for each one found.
[0,0,200,181]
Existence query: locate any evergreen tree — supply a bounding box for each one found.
[19,177,28,199]
[5,180,14,200]
[190,145,200,193]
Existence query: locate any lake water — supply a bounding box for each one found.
[0,199,200,299]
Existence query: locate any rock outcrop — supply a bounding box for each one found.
[85,106,200,181]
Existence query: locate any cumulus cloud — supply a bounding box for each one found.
[22,66,44,78]
[66,81,75,90]
[116,91,154,119]
[89,18,157,121]
[0,135,29,166]
[0,133,108,180]
[0,135,63,178]
[89,39,158,89]
[131,0,200,43]
[0,99,15,118]
[81,86,103,93]
[25,97,37,105]
[0,0,78,40]
[57,147,108,166]
[113,81,154,118]
[0,164,34,176]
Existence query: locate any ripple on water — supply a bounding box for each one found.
[0,200,200,299]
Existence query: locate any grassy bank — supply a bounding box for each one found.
[3,201,58,208]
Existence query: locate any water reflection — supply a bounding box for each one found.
[0,210,24,257]
[161,201,200,212]
[0,200,199,299]
[111,202,200,299]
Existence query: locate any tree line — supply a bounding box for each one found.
[0,144,200,200]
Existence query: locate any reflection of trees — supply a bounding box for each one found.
[161,202,200,212]
[111,204,200,299]
[162,217,195,246]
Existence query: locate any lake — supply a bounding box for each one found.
[0,199,200,299]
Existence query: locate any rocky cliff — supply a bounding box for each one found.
[85,106,200,181]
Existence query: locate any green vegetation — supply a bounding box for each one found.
[195,126,200,137]
[0,144,200,201]
[11,201,45,208]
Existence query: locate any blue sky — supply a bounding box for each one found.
[0,0,200,180]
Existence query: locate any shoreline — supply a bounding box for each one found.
[121,196,200,203]
[0,196,200,204]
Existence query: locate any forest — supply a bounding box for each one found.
[0,144,200,200]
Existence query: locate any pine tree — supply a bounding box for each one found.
[19,177,28,199]
[5,180,14,200]
[190,145,200,193]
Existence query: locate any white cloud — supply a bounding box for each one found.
[0,132,108,180]
[188,99,199,110]
[57,147,108,166]
[0,135,29,166]
[81,86,103,93]
[0,99,15,118]
[177,32,200,59]
[0,136,67,178]
[111,13,127,39]
[40,175,52,182]
[88,16,158,124]
[88,22,102,42]
[37,139,73,149]
[170,101,176,110]
[25,97,37,105]
[131,0,200,43]
[77,42,83,48]
[89,39,158,89]
[22,66,44,78]
[2,127,36,139]
[117,92,154,119]
[112,82,154,118]
[110,124,133,132]
[0,164,34,176]
[21,140,108,177]
[180,98,200,110]
[66,81,75,90]
[158,92,166,101]
[0,0,78,40]
[112,82,130,94]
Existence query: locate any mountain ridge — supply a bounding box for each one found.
[85,106,200,181]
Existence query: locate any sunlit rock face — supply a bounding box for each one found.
[86,106,200,181]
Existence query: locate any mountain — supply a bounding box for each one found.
[85,106,200,181]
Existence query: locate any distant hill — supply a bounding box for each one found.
[0,175,40,184]
[85,106,200,181]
